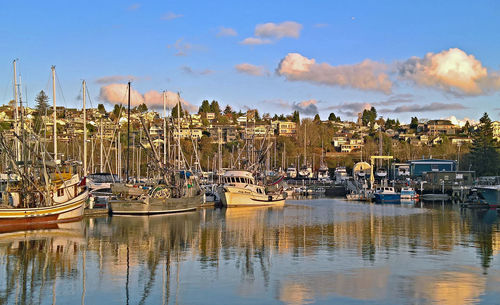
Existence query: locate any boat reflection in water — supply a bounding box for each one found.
[0,199,499,304]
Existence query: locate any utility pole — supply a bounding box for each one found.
[13,60,20,162]
[126,82,131,182]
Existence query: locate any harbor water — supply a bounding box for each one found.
[0,198,499,304]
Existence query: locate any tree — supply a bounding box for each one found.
[313,114,321,122]
[410,117,419,130]
[463,121,471,135]
[328,112,340,122]
[137,103,148,113]
[35,90,49,115]
[361,107,377,126]
[198,100,211,114]
[97,104,106,114]
[292,110,300,123]
[112,104,123,120]
[210,100,221,116]
[468,113,500,176]
[172,102,184,117]
[223,105,232,115]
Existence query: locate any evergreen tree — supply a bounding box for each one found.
[172,102,184,117]
[469,113,500,176]
[35,90,49,115]
[137,103,148,113]
[97,103,106,114]
[328,112,339,122]
[198,100,211,114]
[463,121,471,135]
[223,105,232,115]
[112,104,123,119]
[361,107,377,126]
[210,100,221,116]
[292,110,300,123]
[410,117,419,130]
[313,114,321,122]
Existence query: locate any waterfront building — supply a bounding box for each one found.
[278,121,297,137]
[409,158,456,177]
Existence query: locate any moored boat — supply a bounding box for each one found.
[218,170,286,207]
[374,187,400,204]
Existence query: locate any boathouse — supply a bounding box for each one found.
[409,158,456,177]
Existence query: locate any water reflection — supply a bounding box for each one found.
[0,199,498,304]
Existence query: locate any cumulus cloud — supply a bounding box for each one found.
[292,99,318,115]
[217,26,237,37]
[235,63,268,76]
[99,83,196,112]
[241,21,302,45]
[240,37,272,45]
[277,53,392,94]
[161,12,183,20]
[443,116,477,127]
[380,102,467,113]
[398,48,500,96]
[95,75,138,84]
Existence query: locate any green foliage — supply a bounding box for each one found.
[97,104,106,114]
[468,113,500,176]
[410,117,419,130]
[172,102,184,117]
[384,118,397,130]
[210,100,221,116]
[137,103,148,113]
[328,112,341,122]
[112,104,123,120]
[223,105,232,115]
[198,100,211,114]
[361,107,377,126]
[35,90,49,115]
[313,114,321,122]
[292,110,300,123]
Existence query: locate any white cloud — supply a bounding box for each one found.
[241,21,302,46]
[277,53,392,94]
[235,63,268,76]
[99,83,196,112]
[95,75,138,84]
[255,21,302,39]
[217,26,237,37]
[167,38,192,56]
[443,116,477,127]
[293,99,318,115]
[398,48,500,96]
[240,37,272,45]
[161,12,183,20]
[181,66,214,75]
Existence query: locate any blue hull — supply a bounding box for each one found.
[374,193,401,204]
[477,187,500,204]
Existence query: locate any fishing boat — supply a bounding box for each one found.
[286,166,297,179]
[374,187,400,204]
[400,187,418,200]
[0,65,88,230]
[298,164,313,178]
[218,170,286,207]
[108,85,204,215]
[375,168,388,178]
[476,177,500,205]
[334,167,348,184]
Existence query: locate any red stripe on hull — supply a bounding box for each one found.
[0,214,83,234]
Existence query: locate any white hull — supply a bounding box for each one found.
[219,186,285,207]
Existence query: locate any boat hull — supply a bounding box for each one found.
[374,193,401,204]
[0,188,88,231]
[109,193,203,215]
[220,187,286,207]
[477,186,500,204]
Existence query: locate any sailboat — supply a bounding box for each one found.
[0,65,88,229]
[108,85,203,215]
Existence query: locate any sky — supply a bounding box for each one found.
[0,0,499,124]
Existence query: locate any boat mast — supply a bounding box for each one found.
[83,80,87,176]
[126,81,131,182]
[100,118,103,172]
[13,60,20,162]
[163,91,167,167]
[51,66,57,160]
[176,92,181,171]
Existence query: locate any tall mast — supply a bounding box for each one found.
[163,91,167,166]
[177,92,181,171]
[82,80,87,176]
[13,60,20,162]
[126,81,131,182]
[303,123,306,164]
[51,66,57,160]
[100,118,103,172]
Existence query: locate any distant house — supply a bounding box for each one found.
[492,121,500,141]
[451,137,473,145]
[278,121,297,137]
[409,158,456,177]
[426,120,457,135]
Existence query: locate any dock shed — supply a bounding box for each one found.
[409,158,456,177]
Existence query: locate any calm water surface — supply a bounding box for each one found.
[0,198,499,304]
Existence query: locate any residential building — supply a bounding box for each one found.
[492,121,500,141]
[426,119,457,135]
[278,121,297,137]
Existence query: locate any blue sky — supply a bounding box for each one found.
[0,0,499,123]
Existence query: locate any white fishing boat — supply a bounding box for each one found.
[218,171,286,207]
[286,166,297,179]
[334,167,348,183]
